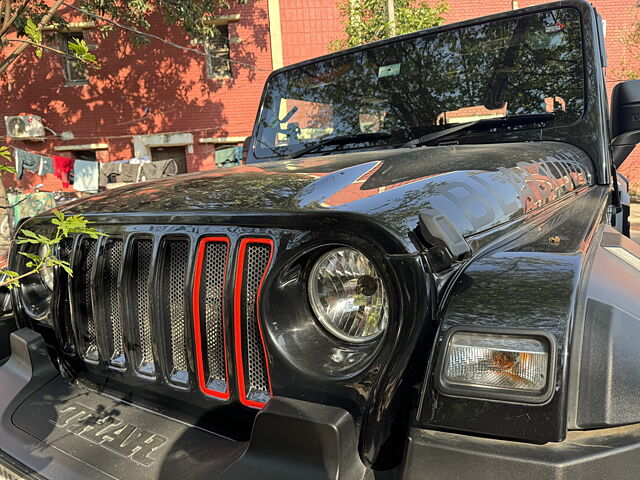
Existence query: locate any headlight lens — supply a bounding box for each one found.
[38,244,54,291]
[308,248,388,343]
[441,331,552,400]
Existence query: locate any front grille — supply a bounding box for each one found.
[58,231,274,409]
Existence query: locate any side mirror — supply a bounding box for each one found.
[611,80,640,167]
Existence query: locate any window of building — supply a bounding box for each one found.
[204,24,232,79]
[150,146,187,174]
[74,150,97,162]
[61,32,88,84]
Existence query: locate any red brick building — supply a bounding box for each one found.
[1,0,639,193]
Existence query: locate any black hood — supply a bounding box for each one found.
[61,142,594,243]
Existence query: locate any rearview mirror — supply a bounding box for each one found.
[611,80,640,167]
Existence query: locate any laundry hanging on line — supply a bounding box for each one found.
[52,156,73,188]
[73,160,100,193]
[14,149,48,180]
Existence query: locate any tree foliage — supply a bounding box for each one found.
[0,210,104,289]
[79,0,246,45]
[0,0,246,73]
[330,0,449,51]
[617,11,640,80]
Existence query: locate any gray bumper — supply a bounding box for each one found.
[403,425,640,479]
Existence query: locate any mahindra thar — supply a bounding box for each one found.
[1,1,639,479]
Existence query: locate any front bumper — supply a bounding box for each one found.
[4,329,640,480]
[403,424,640,479]
[0,329,369,480]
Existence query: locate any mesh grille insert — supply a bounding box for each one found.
[58,237,75,354]
[240,241,272,406]
[130,238,155,377]
[103,238,125,368]
[195,240,229,397]
[161,239,190,386]
[77,236,98,363]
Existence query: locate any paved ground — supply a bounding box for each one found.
[631,203,640,243]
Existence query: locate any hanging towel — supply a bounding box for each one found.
[15,149,44,179]
[53,156,73,187]
[120,163,140,183]
[99,163,123,186]
[38,156,54,176]
[139,159,178,181]
[72,160,99,193]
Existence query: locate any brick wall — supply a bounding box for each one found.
[0,1,273,192]
[279,0,345,65]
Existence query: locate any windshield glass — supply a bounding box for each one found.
[254,8,584,159]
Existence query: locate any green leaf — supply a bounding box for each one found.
[18,229,55,245]
[0,270,20,289]
[25,18,42,45]
[49,212,106,241]
[0,147,15,175]
[68,38,99,69]
[25,17,44,59]
[49,258,73,276]
[0,146,11,162]
[18,252,42,264]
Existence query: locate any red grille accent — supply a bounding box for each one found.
[193,237,231,399]
[234,238,274,409]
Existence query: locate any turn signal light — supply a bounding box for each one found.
[439,330,554,403]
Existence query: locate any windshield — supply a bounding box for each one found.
[254,7,584,160]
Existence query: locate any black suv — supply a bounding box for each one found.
[1,1,639,479]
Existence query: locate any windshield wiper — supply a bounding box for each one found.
[401,113,556,149]
[288,131,392,159]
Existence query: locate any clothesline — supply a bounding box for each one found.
[3,144,72,158]
[8,145,179,194]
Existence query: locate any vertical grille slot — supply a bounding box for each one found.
[57,237,75,354]
[74,235,99,363]
[234,238,274,408]
[160,239,190,387]
[129,238,155,378]
[101,238,125,369]
[193,238,230,399]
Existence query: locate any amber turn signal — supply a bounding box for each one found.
[440,331,552,401]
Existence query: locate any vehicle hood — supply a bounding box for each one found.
[61,142,593,243]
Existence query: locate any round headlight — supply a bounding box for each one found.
[308,248,388,343]
[39,244,54,291]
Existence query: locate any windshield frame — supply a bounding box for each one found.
[246,0,609,184]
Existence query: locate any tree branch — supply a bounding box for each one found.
[0,0,31,38]
[4,37,74,59]
[2,0,10,30]
[0,0,64,75]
